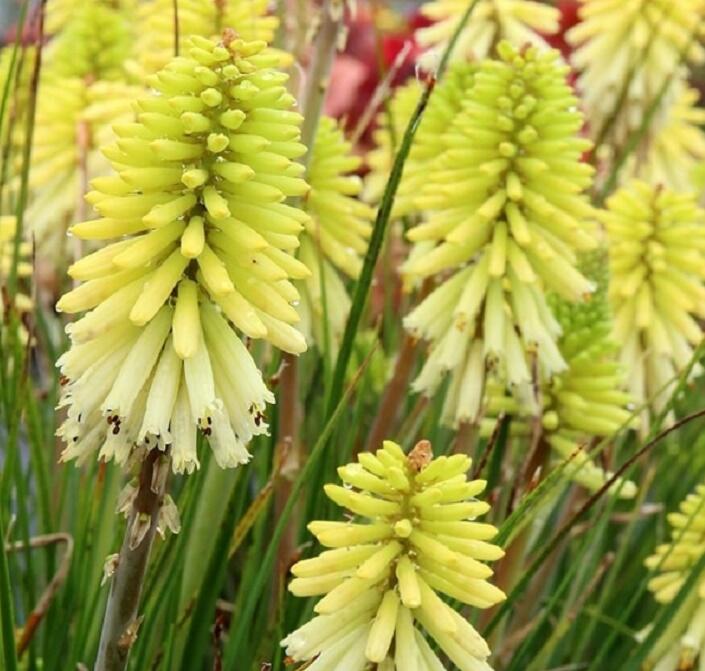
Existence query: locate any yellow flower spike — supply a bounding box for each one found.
[297,116,372,356]
[282,439,505,671]
[481,252,637,498]
[602,181,705,434]
[568,0,705,183]
[642,483,705,669]
[415,0,560,70]
[56,35,309,474]
[403,42,597,428]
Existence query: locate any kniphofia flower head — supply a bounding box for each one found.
[283,439,505,671]
[602,181,705,434]
[403,41,596,427]
[56,34,310,474]
[642,482,705,669]
[416,0,560,70]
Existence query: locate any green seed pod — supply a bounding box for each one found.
[133,0,282,76]
[482,252,636,498]
[298,116,373,355]
[282,439,505,671]
[403,41,596,427]
[56,35,310,475]
[416,0,559,70]
[641,482,705,669]
[601,180,705,434]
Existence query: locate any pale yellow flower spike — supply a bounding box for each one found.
[641,482,705,670]
[56,35,310,475]
[602,181,705,435]
[567,0,705,184]
[282,439,505,671]
[298,116,373,355]
[416,0,559,70]
[403,42,596,428]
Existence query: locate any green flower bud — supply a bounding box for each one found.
[282,439,505,671]
[56,35,310,475]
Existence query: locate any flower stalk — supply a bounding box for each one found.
[95,450,167,671]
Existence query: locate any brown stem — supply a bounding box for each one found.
[94,451,166,671]
[273,353,300,576]
[451,421,478,456]
[363,333,418,454]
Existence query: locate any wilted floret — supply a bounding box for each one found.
[403,42,596,427]
[56,35,310,474]
[482,254,636,498]
[298,116,373,353]
[416,0,559,70]
[602,181,705,434]
[283,439,505,671]
[642,482,705,670]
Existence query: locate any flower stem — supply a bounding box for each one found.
[95,451,165,671]
[363,333,418,454]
